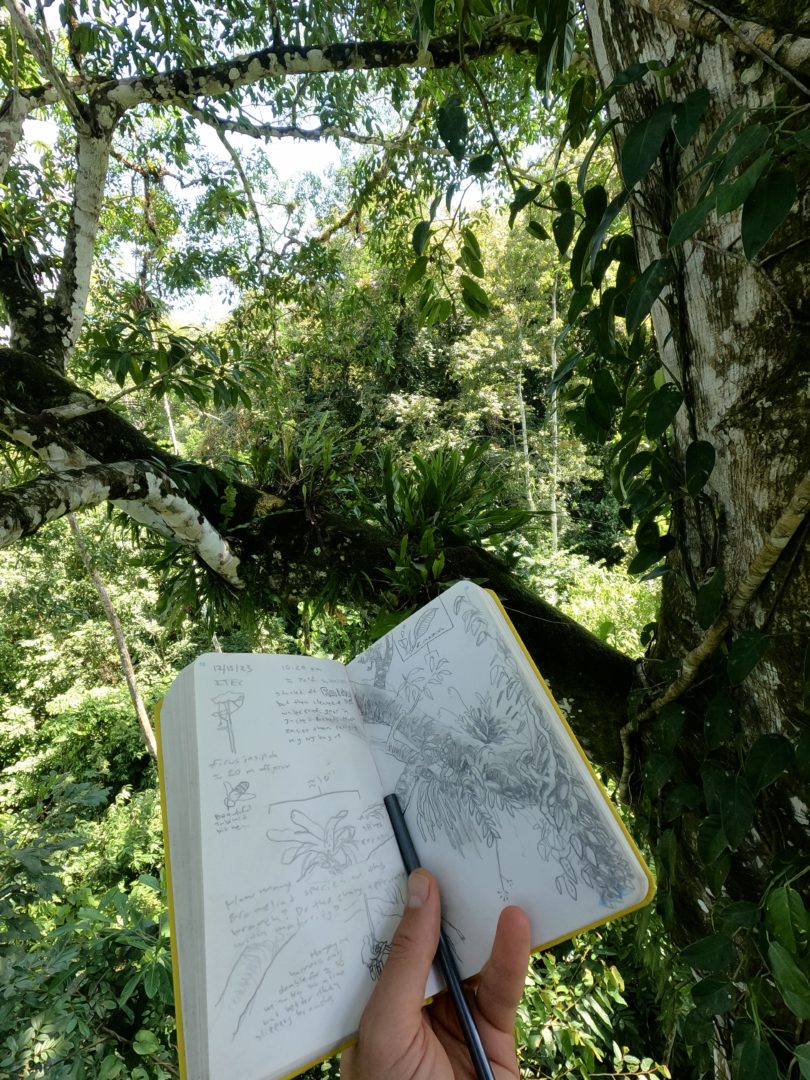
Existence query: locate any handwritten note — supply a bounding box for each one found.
[183,654,404,1078]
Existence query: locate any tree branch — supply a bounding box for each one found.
[621,0,810,80]
[2,0,86,124]
[180,101,450,157]
[213,127,268,259]
[8,30,539,114]
[52,126,115,365]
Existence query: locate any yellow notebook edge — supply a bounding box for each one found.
[155,701,189,1080]
[483,588,657,951]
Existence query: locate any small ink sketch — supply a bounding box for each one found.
[212,691,245,754]
[394,597,453,662]
[223,780,256,810]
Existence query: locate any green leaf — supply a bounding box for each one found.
[625,257,675,334]
[585,391,613,432]
[468,153,494,175]
[697,815,728,863]
[795,1044,810,1080]
[621,103,674,190]
[685,439,716,496]
[645,382,683,439]
[717,900,759,933]
[663,782,702,820]
[404,256,428,290]
[715,150,772,216]
[681,933,734,972]
[704,693,735,751]
[719,777,754,849]
[696,568,725,630]
[460,275,490,317]
[437,94,468,161]
[727,630,769,686]
[508,183,541,227]
[643,751,674,796]
[668,193,716,248]
[745,733,794,793]
[552,180,573,209]
[716,123,770,183]
[592,368,622,406]
[691,974,735,1017]
[766,886,808,954]
[577,117,620,194]
[132,1029,161,1056]
[672,88,711,148]
[735,1037,778,1080]
[99,1055,125,1080]
[527,220,549,241]
[768,941,810,1018]
[412,220,430,256]
[567,286,593,324]
[657,702,687,752]
[741,168,797,260]
[553,209,576,254]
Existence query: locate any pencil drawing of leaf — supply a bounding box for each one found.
[412,608,437,645]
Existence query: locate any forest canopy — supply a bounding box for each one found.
[1,0,808,1077]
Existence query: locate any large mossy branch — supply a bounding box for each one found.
[0,347,634,773]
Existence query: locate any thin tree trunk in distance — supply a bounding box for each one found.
[67,513,158,760]
[516,366,536,511]
[549,271,559,553]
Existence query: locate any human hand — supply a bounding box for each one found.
[340,868,531,1080]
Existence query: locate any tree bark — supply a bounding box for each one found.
[584,0,810,1005]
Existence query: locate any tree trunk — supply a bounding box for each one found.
[583,1,809,1070]
[67,513,158,760]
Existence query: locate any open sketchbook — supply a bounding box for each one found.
[158,581,654,1080]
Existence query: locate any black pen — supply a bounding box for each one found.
[384,793,497,1080]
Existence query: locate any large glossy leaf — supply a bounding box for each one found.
[621,103,674,190]
[672,88,711,148]
[745,733,794,793]
[645,382,683,439]
[696,568,725,630]
[768,941,810,1018]
[681,933,734,971]
[684,439,716,495]
[625,257,674,334]
[741,168,797,259]
[735,1037,778,1080]
[727,630,769,685]
[437,94,468,161]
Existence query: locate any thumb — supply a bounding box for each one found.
[362,869,440,1030]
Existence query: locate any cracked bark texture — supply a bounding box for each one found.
[584,0,809,948]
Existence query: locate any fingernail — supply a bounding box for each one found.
[407,869,430,908]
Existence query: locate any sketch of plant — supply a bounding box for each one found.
[267,808,359,880]
[212,691,245,754]
[223,780,256,810]
[451,589,639,905]
[397,607,438,656]
[216,929,298,1038]
[360,896,391,981]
